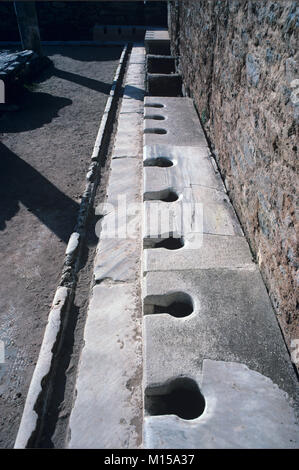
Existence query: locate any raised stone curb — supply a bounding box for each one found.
[14,287,70,448]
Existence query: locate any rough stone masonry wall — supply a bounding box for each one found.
[168,0,298,354]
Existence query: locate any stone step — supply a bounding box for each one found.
[147,73,182,97]
[145,28,170,55]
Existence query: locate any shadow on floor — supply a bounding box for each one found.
[34,62,144,100]
[0,142,79,243]
[0,87,72,133]
[44,45,122,63]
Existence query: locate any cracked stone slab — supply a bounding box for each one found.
[94,238,141,283]
[120,98,144,114]
[144,144,225,191]
[143,185,243,239]
[143,97,207,147]
[142,269,299,403]
[119,52,145,115]
[106,153,142,205]
[68,284,142,449]
[112,114,142,160]
[97,211,139,242]
[113,113,143,157]
[144,360,299,449]
[126,62,145,76]
[122,48,145,99]
[96,157,141,240]
[144,233,254,273]
[129,46,146,64]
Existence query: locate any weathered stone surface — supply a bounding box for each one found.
[125,62,145,87]
[67,48,145,449]
[143,145,225,192]
[15,287,70,448]
[113,113,143,157]
[143,186,243,239]
[120,97,143,114]
[68,284,142,449]
[123,84,144,101]
[144,360,299,449]
[129,46,146,64]
[168,0,299,353]
[107,152,141,198]
[65,232,80,256]
[0,50,35,73]
[94,238,140,282]
[143,269,299,404]
[144,97,207,147]
[144,233,253,273]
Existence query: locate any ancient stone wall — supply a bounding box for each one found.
[168,0,298,355]
[0,1,167,41]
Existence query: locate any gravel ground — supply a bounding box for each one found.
[0,45,121,448]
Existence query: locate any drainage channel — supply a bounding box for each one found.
[142,30,299,449]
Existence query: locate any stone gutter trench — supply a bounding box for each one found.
[14,34,299,449]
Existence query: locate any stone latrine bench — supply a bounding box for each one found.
[145,30,182,96]
[142,37,299,448]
